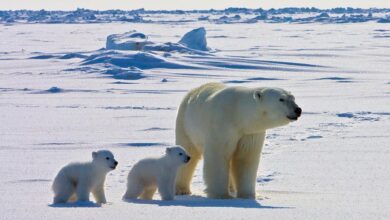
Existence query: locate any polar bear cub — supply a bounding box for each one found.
[52,150,118,204]
[123,146,190,201]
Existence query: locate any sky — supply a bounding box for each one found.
[0,0,389,10]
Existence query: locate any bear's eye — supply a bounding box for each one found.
[179,153,183,156]
[279,98,285,102]
[106,157,110,160]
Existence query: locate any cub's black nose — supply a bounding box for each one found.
[295,107,302,117]
[114,161,118,165]
[187,156,191,161]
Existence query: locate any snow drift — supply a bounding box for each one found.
[106,31,150,50]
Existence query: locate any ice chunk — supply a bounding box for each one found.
[378,17,390,23]
[143,42,209,54]
[104,66,145,80]
[106,31,150,50]
[46,87,63,93]
[178,27,209,51]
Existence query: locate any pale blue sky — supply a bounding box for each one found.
[0,0,389,10]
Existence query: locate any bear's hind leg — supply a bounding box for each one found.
[175,131,201,195]
[140,185,157,200]
[229,161,237,196]
[68,193,77,202]
[52,179,75,204]
[123,178,144,200]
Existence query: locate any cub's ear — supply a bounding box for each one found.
[254,90,262,100]
[92,152,98,159]
[166,147,172,154]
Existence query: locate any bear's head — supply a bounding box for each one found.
[165,146,191,165]
[92,150,118,171]
[250,87,301,131]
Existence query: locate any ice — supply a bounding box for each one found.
[378,16,390,23]
[104,66,145,80]
[178,27,209,51]
[54,28,213,80]
[106,31,150,50]
[2,8,389,24]
[45,86,63,93]
[1,9,390,220]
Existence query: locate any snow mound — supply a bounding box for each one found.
[104,66,145,80]
[178,27,209,51]
[83,51,194,69]
[45,86,63,93]
[143,42,209,55]
[105,28,210,54]
[106,31,150,50]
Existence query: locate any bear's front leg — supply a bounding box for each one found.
[76,179,90,202]
[158,175,175,200]
[203,140,236,199]
[92,182,106,204]
[232,133,265,199]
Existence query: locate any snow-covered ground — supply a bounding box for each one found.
[0,13,390,219]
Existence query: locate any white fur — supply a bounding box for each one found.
[52,150,118,204]
[123,146,190,201]
[175,82,301,199]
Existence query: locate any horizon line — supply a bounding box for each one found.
[1,6,390,12]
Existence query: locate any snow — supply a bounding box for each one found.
[106,31,150,50]
[1,10,390,220]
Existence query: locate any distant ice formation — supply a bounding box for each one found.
[178,27,209,51]
[104,28,210,54]
[1,8,390,24]
[106,31,150,50]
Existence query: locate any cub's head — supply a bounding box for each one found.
[252,87,302,129]
[165,146,191,165]
[92,150,118,171]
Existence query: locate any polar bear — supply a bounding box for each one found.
[123,146,190,201]
[52,150,118,204]
[175,82,301,199]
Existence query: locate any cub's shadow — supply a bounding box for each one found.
[123,195,292,209]
[49,201,101,208]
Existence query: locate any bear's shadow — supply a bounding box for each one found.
[124,195,291,209]
[49,201,101,208]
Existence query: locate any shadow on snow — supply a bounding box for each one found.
[123,195,293,209]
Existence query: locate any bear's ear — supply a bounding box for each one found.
[254,90,262,100]
[92,151,98,159]
[166,148,172,154]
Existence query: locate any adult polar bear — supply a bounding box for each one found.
[175,82,301,199]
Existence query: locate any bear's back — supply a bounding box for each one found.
[60,162,92,181]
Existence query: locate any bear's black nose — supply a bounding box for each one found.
[295,107,302,117]
[187,156,191,161]
[114,161,118,165]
